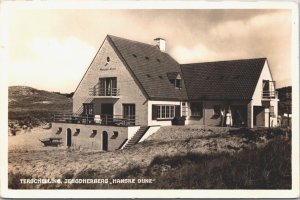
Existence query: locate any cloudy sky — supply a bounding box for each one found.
[6,8,292,93]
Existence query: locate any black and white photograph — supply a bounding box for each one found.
[1,0,299,198]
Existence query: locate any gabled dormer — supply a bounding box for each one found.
[167,72,182,89]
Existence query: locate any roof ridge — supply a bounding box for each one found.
[181,57,267,66]
[107,34,157,48]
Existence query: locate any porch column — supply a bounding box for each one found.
[247,101,253,128]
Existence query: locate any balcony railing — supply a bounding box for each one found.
[262,91,278,99]
[89,84,120,97]
[53,114,136,126]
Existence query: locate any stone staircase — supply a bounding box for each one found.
[123,126,150,149]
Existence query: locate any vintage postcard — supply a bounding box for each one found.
[0,0,299,198]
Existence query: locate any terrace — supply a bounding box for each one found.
[53,114,136,127]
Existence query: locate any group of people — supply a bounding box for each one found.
[220,107,244,127]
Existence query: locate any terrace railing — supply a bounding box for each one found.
[262,90,278,99]
[53,114,136,126]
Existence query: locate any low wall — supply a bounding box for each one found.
[52,123,135,151]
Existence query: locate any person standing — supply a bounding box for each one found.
[226,108,233,127]
[220,108,225,127]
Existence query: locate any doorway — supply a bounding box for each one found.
[101,103,114,124]
[67,128,72,147]
[231,105,248,127]
[253,106,265,127]
[123,104,136,125]
[102,131,108,151]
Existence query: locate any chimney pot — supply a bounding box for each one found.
[154,38,166,52]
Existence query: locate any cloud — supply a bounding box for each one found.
[169,11,291,87]
[7,9,292,91]
[170,44,219,64]
[9,37,96,92]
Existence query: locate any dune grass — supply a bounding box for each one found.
[107,138,291,189]
[9,137,291,189]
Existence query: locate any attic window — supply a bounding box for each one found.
[145,56,150,60]
[132,54,137,58]
[170,79,181,89]
[159,75,163,79]
[146,74,151,78]
[106,57,110,62]
[167,72,182,89]
[232,75,240,79]
[157,58,161,62]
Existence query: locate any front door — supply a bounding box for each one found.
[101,103,114,124]
[123,104,135,125]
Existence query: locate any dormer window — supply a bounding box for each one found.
[167,72,182,89]
[170,79,181,89]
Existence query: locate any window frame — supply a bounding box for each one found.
[270,106,275,117]
[83,103,93,115]
[190,102,203,117]
[155,105,176,120]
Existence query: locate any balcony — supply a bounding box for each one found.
[53,114,136,126]
[89,85,120,98]
[262,90,278,100]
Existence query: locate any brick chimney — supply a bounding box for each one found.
[154,38,166,52]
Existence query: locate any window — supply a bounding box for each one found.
[73,129,80,136]
[106,57,110,62]
[213,105,221,116]
[270,106,275,117]
[132,54,137,58]
[159,75,163,79]
[191,102,203,117]
[167,72,182,89]
[182,102,188,116]
[83,103,93,115]
[98,77,117,96]
[111,131,118,139]
[152,105,175,119]
[157,58,161,62]
[56,127,62,135]
[170,79,181,89]
[145,56,149,60]
[90,130,97,138]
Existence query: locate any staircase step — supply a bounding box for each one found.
[123,126,150,149]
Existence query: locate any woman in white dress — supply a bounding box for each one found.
[226,109,233,127]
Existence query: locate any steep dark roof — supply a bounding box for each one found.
[181,58,266,100]
[108,35,188,101]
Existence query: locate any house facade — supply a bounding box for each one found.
[51,35,279,151]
